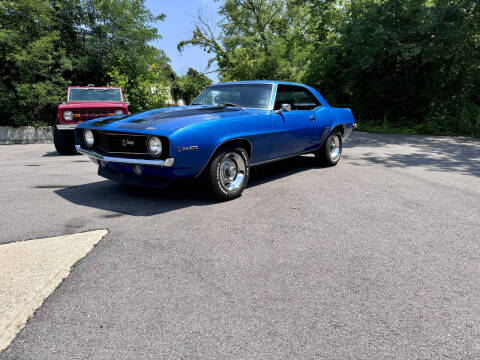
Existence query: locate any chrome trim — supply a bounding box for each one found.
[75,145,175,167]
[56,124,77,130]
[193,83,275,111]
[250,149,318,167]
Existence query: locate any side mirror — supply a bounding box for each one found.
[275,103,292,114]
[125,101,131,107]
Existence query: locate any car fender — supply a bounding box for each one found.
[169,130,256,177]
[324,107,355,140]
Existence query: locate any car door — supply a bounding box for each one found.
[269,84,321,159]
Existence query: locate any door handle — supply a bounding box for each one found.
[309,115,316,122]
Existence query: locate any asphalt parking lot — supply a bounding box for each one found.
[1,132,480,359]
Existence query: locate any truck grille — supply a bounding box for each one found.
[73,108,121,122]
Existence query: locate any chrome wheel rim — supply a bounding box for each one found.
[219,152,246,192]
[328,135,341,161]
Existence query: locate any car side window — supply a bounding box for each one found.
[274,85,320,111]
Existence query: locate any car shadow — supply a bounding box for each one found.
[42,151,81,157]
[54,155,320,217]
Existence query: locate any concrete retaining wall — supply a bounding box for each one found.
[0,126,53,144]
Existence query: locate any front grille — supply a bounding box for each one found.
[73,108,121,122]
[79,130,169,160]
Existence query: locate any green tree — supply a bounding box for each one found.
[172,68,212,104]
[107,63,171,113]
[178,1,313,82]
[0,0,168,126]
[0,0,72,126]
[181,0,480,137]
[305,0,480,135]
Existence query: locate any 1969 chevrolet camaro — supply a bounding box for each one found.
[75,81,356,200]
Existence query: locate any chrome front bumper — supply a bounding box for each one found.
[75,145,175,167]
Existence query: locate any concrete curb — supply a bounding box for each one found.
[0,230,108,352]
[0,126,53,145]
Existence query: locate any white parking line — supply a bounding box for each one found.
[0,230,108,351]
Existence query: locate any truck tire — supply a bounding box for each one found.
[53,127,76,155]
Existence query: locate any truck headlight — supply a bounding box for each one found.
[148,136,162,157]
[83,129,94,147]
[114,110,124,115]
[63,111,73,121]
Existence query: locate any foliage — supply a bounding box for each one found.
[0,0,167,126]
[180,0,480,137]
[0,0,72,126]
[171,68,212,105]
[178,0,313,82]
[107,63,171,113]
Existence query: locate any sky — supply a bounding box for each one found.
[145,0,221,82]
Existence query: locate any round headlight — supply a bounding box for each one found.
[83,129,94,147]
[114,110,124,115]
[148,136,162,157]
[63,111,73,121]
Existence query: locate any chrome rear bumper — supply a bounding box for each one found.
[75,145,175,167]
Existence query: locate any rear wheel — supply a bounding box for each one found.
[207,147,250,201]
[316,131,342,166]
[53,127,76,155]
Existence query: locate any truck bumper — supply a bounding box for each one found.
[56,124,77,130]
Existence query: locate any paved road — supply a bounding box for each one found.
[1,132,479,359]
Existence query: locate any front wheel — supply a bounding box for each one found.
[53,127,76,155]
[315,131,343,166]
[207,147,250,201]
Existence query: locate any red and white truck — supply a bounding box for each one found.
[54,86,129,154]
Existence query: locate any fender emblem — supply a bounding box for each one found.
[177,145,198,152]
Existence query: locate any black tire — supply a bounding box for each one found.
[207,147,250,201]
[315,131,343,166]
[53,127,76,155]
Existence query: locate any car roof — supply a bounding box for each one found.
[208,80,331,107]
[211,80,306,87]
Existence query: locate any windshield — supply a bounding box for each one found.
[68,88,123,102]
[193,84,273,109]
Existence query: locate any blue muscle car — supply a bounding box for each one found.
[75,81,356,200]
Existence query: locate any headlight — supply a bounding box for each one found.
[114,110,124,115]
[83,129,94,147]
[63,111,73,121]
[148,136,162,157]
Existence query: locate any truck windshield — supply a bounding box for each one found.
[69,88,123,102]
[192,84,273,109]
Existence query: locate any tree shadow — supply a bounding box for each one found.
[347,132,480,177]
[54,155,321,217]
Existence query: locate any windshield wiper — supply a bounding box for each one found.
[219,103,246,111]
